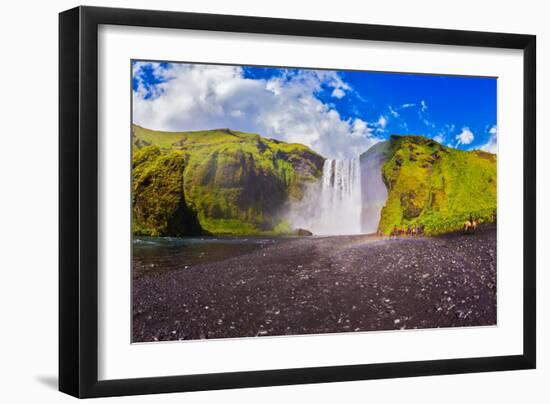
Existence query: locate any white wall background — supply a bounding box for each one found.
[0,0,546,402]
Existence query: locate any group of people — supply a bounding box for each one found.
[463,213,479,234]
[386,212,494,238]
[390,223,425,238]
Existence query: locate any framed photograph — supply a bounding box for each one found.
[59,6,536,398]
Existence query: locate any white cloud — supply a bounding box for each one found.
[421,100,428,112]
[323,72,351,98]
[432,124,456,145]
[455,127,475,147]
[479,125,497,153]
[416,100,435,128]
[388,106,399,118]
[331,88,346,99]
[132,61,166,100]
[388,103,415,119]
[422,117,435,128]
[133,63,378,159]
[433,133,445,143]
[369,115,388,133]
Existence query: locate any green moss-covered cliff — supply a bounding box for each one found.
[132,145,204,236]
[377,135,497,235]
[132,125,324,236]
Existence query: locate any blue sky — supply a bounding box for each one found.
[132,61,497,159]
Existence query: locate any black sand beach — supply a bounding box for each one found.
[133,224,496,342]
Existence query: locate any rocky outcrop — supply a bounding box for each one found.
[293,228,313,236]
[376,135,497,235]
[132,125,324,235]
[359,141,390,233]
[132,145,204,236]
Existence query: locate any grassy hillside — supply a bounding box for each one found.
[132,125,324,235]
[378,135,497,235]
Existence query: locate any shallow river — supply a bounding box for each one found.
[133,236,289,278]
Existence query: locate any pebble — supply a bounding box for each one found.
[133,224,496,342]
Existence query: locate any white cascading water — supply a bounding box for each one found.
[313,158,362,235]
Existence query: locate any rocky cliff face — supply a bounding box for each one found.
[376,135,497,234]
[132,125,324,236]
[132,145,204,236]
[360,141,390,233]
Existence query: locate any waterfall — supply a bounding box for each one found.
[313,158,362,235]
[285,151,389,236]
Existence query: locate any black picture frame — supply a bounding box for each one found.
[59,6,536,398]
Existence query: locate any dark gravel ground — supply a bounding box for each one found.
[133,224,496,342]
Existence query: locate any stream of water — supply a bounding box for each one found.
[313,158,362,235]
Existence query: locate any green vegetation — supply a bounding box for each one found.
[378,135,497,235]
[132,125,324,236]
[132,145,204,236]
[132,125,497,237]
